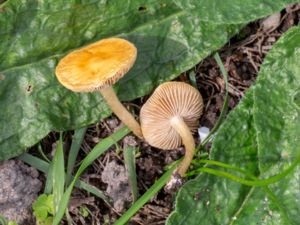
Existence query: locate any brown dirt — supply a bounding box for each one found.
[24,4,300,225]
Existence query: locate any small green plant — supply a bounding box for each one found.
[79,206,90,218]
[7,222,18,225]
[32,194,54,225]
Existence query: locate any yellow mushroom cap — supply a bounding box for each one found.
[55,38,137,92]
[140,81,204,150]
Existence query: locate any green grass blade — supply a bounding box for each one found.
[210,53,229,133]
[0,215,8,225]
[66,127,87,186]
[75,180,112,205]
[53,126,130,225]
[52,133,65,214]
[44,162,53,194]
[197,52,229,149]
[189,70,197,88]
[198,154,300,186]
[114,162,178,225]
[124,146,138,202]
[18,153,49,171]
[38,143,50,163]
[187,159,256,178]
[19,153,111,203]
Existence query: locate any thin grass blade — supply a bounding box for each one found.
[44,162,53,194]
[197,52,229,149]
[66,127,87,186]
[0,215,8,225]
[196,153,300,186]
[188,70,197,88]
[124,146,138,202]
[37,144,50,163]
[75,180,112,205]
[52,133,65,214]
[18,153,49,171]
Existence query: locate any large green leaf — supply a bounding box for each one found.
[174,0,300,24]
[0,0,292,160]
[167,24,300,225]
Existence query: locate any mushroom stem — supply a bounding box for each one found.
[170,116,195,176]
[99,86,143,139]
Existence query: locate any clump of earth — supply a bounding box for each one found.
[0,160,42,224]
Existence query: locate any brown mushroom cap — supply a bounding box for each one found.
[140,81,203,149]
[55,37,137,92]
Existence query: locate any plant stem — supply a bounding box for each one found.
[124,146,139,202]
[170,116,195,176]
[100,87,143,138]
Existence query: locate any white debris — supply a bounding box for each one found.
[198,127,210,142]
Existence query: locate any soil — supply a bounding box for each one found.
[3,3,300,225]
[0,160,42,224]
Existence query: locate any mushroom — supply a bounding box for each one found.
[55,37,143,138]
[140,81,203,176]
